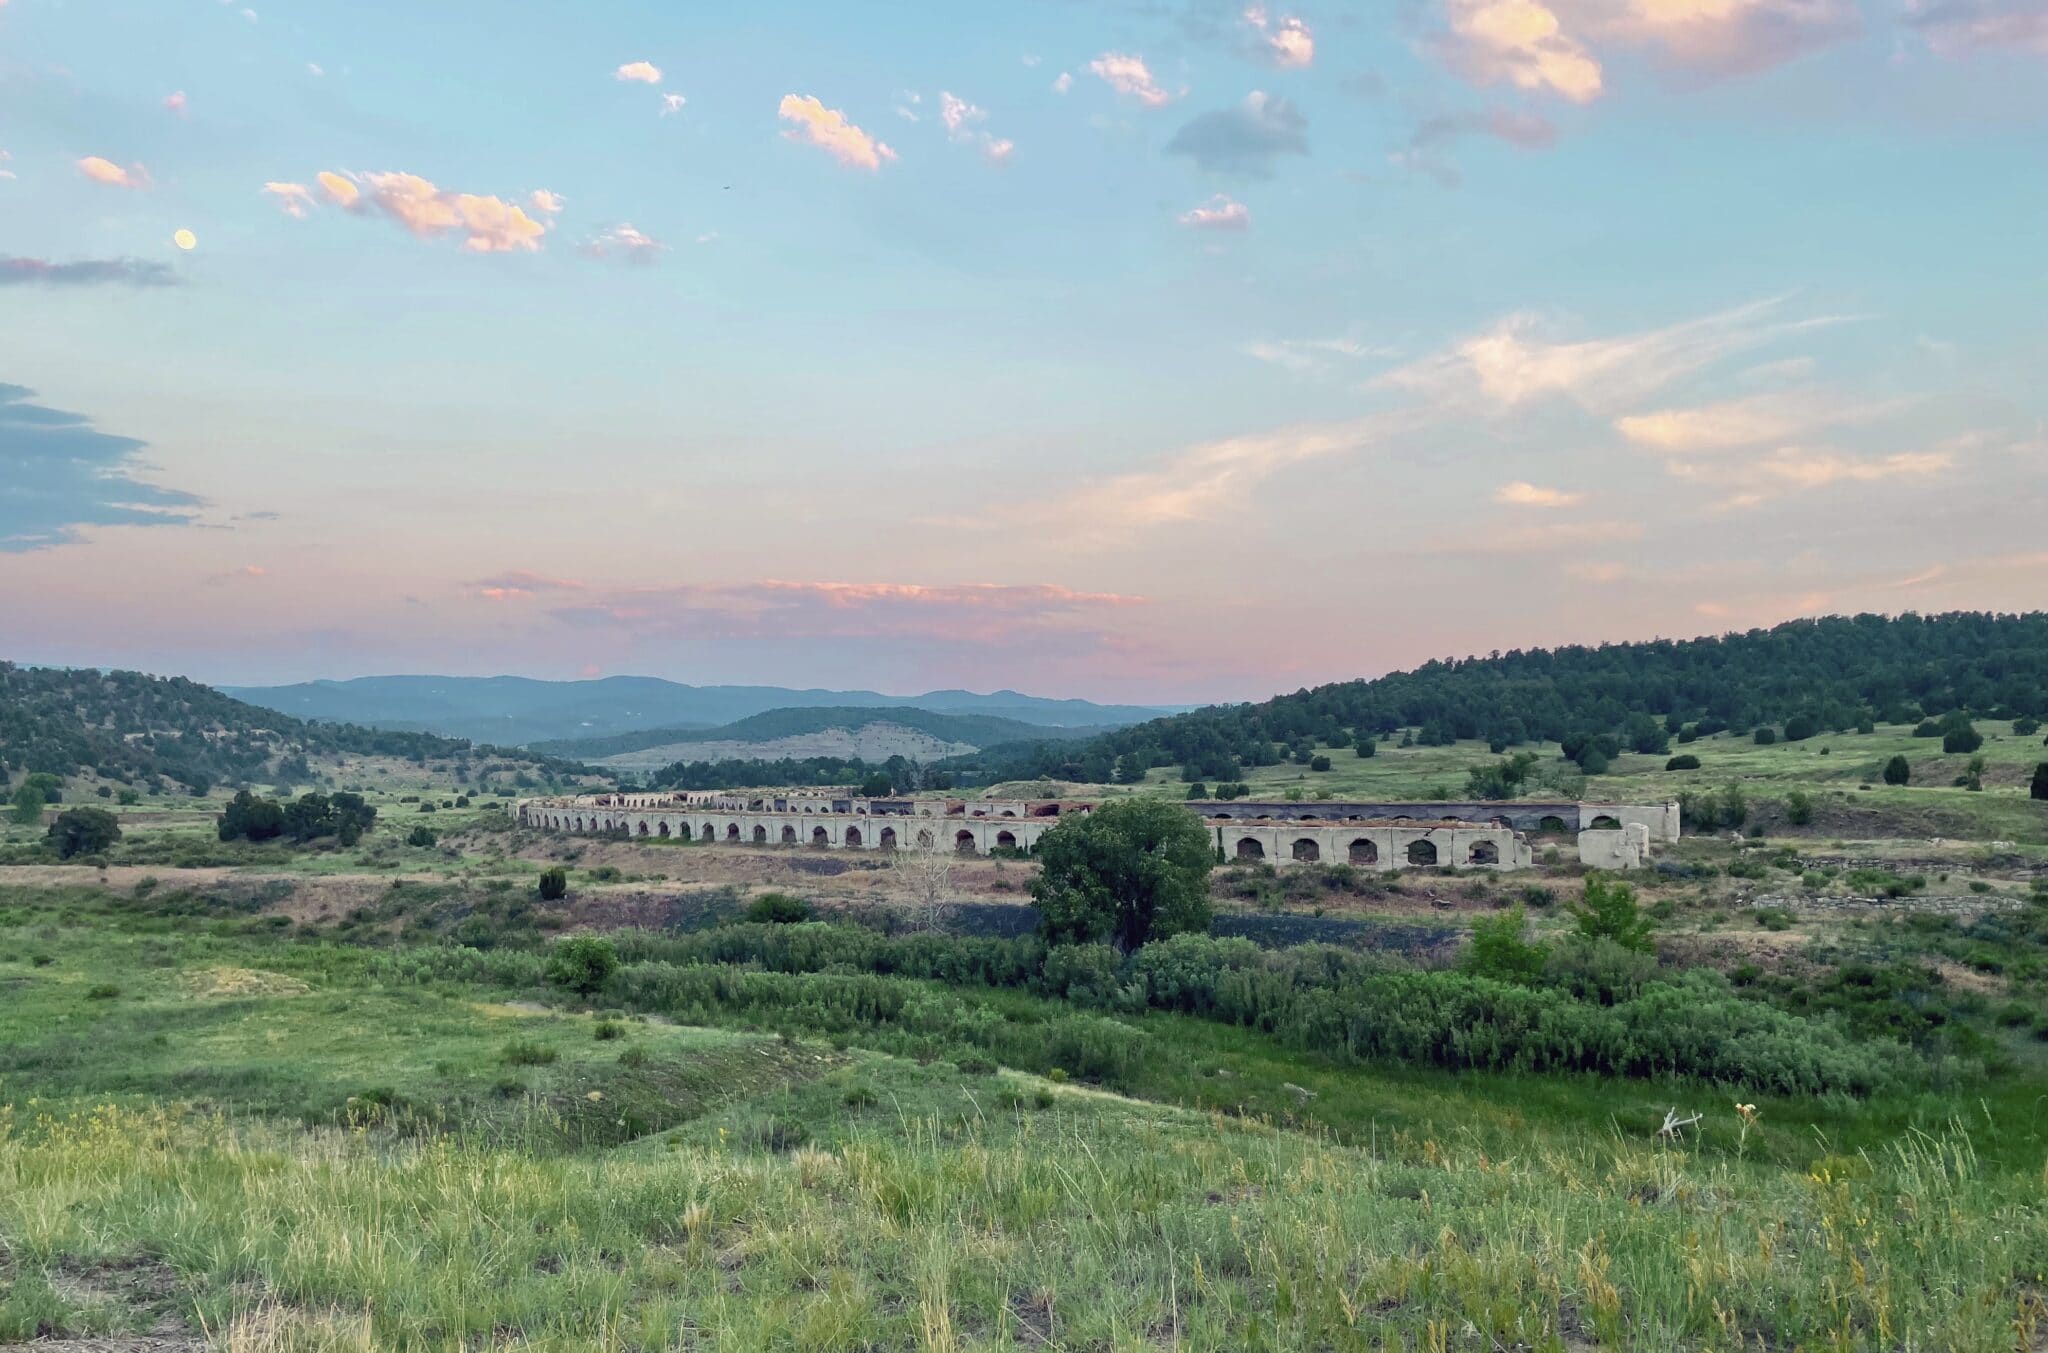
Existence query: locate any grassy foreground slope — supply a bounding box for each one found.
[4,888,2047,1350]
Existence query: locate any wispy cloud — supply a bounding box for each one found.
[478,576,1148,649]
[1679,446,1955,509]
[1243,335,1397,375]
[77,156,149,189]
[1178,194,1251,229]
[1,256,179,287]
[1599,0,1858,78]
[1089,52,1175,106]
[266,170,558,252]
[778,94,896,170]
[1381,298,1835,413]
[164,90,188,115]
[1163,92,1307,177]
[939,91,1015,163]
[1423,518,1646,555]
[1243,4,1316,66]
[581,223,666,264]
[1495,480,1585,507]
[1905,0,2048,55]
[1391,106,1557,184]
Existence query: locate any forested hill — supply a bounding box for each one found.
[0,663,485,793]
[532,706,1108,760]
[954,612,2048,784]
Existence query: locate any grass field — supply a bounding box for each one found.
[4,883,2048,1350]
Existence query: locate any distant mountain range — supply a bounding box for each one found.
[222,675,1179,747]
[533,705,1110,771]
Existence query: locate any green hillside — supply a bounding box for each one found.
[956,612,2048,785]
[0,662,547,794]
[534,705,1105,760]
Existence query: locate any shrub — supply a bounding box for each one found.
[1309,755,1332,772]
[2014,716,2041,737]
[47,806,122,859]
[85,982,121,1000]
[617,1044,650,1068]
[2032,763,2048,803]
[537,867,569,901]
[406,826,437,848]
[1664,754,1701,771]
[1355,739,1375,758]
[1461,906,1547,985]
[1783,712,1820,741]
[744,892,813,924]
[593,1019,626,1041]
[1913,719,1941,738]
[501,1039,558,1066]
[1784,790,1814,826]
[1751,907,1794,931]
[1753,727,1778,746]
[1883,755,1911,786]
[545,935,619,996]
[1943,724,1983,755]
[1568,875,1654,953]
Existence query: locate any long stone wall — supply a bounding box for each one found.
[517,797,1542,870]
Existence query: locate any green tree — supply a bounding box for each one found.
[8,784,44,826]
[537,866,569,901]
[1461,905,1548,984]
[1568,874,1654,954]
[858,771,894,798]
[1785,789,1814,826]
[2032,763,2048,802]
[1185,782,1209,800]
[1753,727,1778,746]
[46,806,121,859]
[1029,797,1213,953]
[1355,738,1376,758]
[1883,755,1911,786]
[544,936,618,996]
[1309,754,1332,772]
[218,789,285,842]
[1943,723,1983,755]
[1664,754,1701,771]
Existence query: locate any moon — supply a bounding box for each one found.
[173,229,197,250]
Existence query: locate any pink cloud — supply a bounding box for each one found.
[939,92,1015,164]
[1495,481,1586,507]
[164,90,188,115]
[77,156,149,189]
[1178,194,1251,230]
[278,170,557,252]
[778,94,896,170]
[1088,52,1175,106]
[479,577,1148,650]
[615,60,662,84]
[1437,0,1604,102]
[262,182,315,218]
[1052,71,1074,94]
[1244,5,1316,66]
[1597,0,1857,78]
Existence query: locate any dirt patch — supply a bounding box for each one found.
[1934,959,2006,997]
[23,1255,199,1351]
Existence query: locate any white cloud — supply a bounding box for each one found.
[76,156,148,189]
[1178,194,1251,230]
[778,94,897,170]
[1089,52,1175,106]
[662,93,687,115]
[1052,71,1074,94]
[581,223,666,264]
[615,61,662,84]
[939,91,1015,163]
[1243,4,1316,66]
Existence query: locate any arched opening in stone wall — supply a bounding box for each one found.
[996,830,1017,851]
[726,823,740,841]
[879,827,898,850]
[658,821,671,838]
[1031,804,1060,817]
[1292,838,1320,862]
[1590,815,1621,830]
[637,822,649,836]
[811,826,830,847]
[753,825,768,843]
[1407,839,1438,866]
[781,825,798,844]
[955,830,977,855]
[1236,837,1264,860]
[845,827,863,848]
[1349,838,1378,865]
[1538,815,1569,834]
[917,829,934,849]
[1468,841,1499,865]
[700,823,717,842]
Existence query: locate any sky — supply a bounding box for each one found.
[1,0,2044,704]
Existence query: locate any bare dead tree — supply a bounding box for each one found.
[900,848,956,932]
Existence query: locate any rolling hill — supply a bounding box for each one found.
[223,675,1176,746]
[949,612,2048,785]
[0,662,474,793]
[532,705,1108,766]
